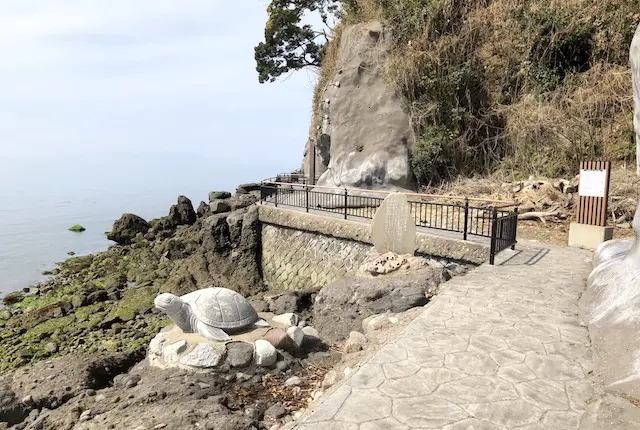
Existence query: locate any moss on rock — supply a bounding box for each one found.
[68,224,86,232]
[112,285,158,322]
[59,255,94,275]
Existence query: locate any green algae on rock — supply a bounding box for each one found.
[68,224,86,232]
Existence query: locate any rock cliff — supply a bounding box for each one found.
[305,21,415,191]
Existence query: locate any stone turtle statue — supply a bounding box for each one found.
[154,287,269,342]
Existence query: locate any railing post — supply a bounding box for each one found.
[260,183,264,205]
[489,206,498,265]
[511,207,519,250]
[305,185,309,213]
[344,189,348,220]
[463,199,469,241]
[274,185,278,208]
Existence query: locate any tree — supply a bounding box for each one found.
[255,0,341,83]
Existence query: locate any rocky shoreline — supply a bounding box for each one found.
[0,184,471,429]
[0,185,264,375]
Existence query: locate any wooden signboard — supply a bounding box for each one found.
[576,161,611,227]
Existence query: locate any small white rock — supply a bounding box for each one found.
[293,411,303,420]
[312,390,324,400]
[362,314,391,334]
[236,372,252,382]
[254,339,278,367]
[286,326,304,349]
[162,340,187,363]
[321,370,338,389]
[284,376,301,387]
[344,331,367,353]
[343,367,353,377]
[301,326,320,339]
[272,313,299,328]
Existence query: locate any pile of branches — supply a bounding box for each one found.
[504,177,578,224]
[505,169,639,226]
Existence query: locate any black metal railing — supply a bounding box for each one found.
[489,207,519,264]
[259,180,518,265]
[263,173,320,186]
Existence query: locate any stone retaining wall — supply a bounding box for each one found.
[258,205,489,292]
[261,224,374,292]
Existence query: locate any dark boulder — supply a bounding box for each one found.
[229,194,258,211]
[107,214,150,245]
[196,201,211,218]
[167,196,196,227]
[209,191,232,202]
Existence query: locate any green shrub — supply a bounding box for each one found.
[412,125,450,187]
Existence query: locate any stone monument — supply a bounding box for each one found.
[371,193,416,255]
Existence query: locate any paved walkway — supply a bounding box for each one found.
[297,242,595,429]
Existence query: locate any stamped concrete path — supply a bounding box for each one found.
[297,242,595,429]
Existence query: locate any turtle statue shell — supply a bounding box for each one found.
[189,288,259,330]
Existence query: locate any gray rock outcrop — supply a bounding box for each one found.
[305,21,415,191]
[579,27,640,407]
[312,266,442,344]
[581,205,640,400]
[160,205,263,297]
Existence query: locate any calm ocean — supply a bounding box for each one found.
[0,153,285,297]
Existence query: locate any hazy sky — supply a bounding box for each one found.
[0,1,317,167]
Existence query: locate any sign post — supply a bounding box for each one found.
[568,160,613,249]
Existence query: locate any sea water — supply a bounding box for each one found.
[0,152,282,296]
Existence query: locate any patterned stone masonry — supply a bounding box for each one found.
[261,224,375,292]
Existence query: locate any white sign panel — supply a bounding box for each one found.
[579,169,607,197]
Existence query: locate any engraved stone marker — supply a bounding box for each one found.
[371,193,416,255]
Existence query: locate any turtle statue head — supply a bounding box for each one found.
[154,293,183,315]
[154,293,193,333]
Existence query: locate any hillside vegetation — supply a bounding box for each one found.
[256,1,640,188]
[340,0,639,186]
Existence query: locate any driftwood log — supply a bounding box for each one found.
[518,211,560,223]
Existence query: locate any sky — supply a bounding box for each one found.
[0,1,318,171]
